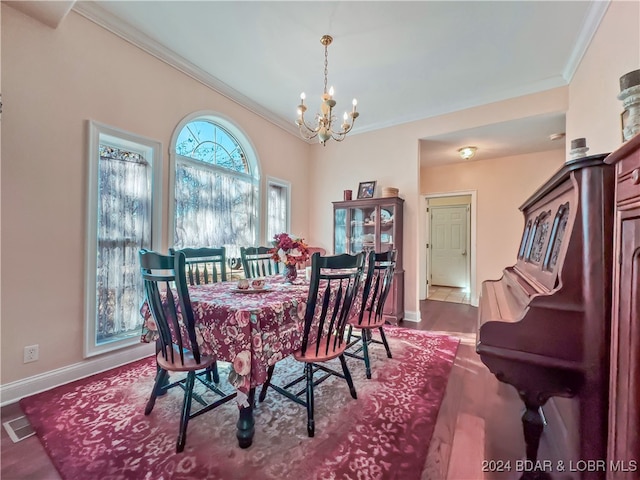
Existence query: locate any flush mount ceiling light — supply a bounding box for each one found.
[296,35,359,146]
[458,146,477,160]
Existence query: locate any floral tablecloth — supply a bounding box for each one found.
[140,275,310,405]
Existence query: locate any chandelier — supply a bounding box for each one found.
[296,35,359,145]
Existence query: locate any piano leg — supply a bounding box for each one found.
[519,392,552,480]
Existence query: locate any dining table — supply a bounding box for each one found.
[140,272,312,448]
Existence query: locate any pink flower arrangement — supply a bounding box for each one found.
[269,233,310,266]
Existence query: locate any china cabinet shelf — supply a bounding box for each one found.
[333,196,404,322]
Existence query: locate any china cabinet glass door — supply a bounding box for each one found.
[332,196,404,322]
[334,208,347,253]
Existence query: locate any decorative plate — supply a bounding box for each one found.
[231,286,271,294]
[370,209,393,222]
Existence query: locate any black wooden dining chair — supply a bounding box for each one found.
[346,250,397,379]
[258,251,365,437]
[169,246,227,284]
[240,246,280,278]
[170,246,226,383]
[139,249,236,453]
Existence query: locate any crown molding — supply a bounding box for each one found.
[562,0,610,82]
[72,2,305,142]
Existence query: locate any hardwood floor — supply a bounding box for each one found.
[2,299,526,480]
[401,299,526,480]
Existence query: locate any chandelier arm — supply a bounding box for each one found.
[330,123,354,142]
[298,112,321,137]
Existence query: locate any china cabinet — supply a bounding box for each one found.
[333,196,404,322]
[604,133,640,479]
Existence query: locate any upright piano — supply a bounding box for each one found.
[477,154,615,479]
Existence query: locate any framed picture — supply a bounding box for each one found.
[357,181,376,199]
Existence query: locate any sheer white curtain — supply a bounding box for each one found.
[267,182,288,242]
[173,162,257,258]
[96,146,151,342]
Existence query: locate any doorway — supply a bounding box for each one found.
[424,193,474,305]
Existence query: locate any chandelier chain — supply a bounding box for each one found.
[324,43,329,95]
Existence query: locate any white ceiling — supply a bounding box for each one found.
[13,1,609,165]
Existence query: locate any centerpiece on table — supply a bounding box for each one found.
[269,232,310,283]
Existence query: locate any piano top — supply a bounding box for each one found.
[520,153,608,211]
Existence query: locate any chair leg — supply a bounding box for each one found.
[258,365,275,402]
[339,355,357,399]
[305,363,315,437]
[346,324,353,343]
[206,361,220,384]
[145,368,169,415]
[378,327,392,358]
[177,371,196,453]
[361,331,372,379]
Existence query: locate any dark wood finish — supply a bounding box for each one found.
[333,196,405,322]
[240,246,280,278]
[169,246,227,284]
[236,388,256,448]
[346,250,396,379]
[476,154,615,479]
[604,133,640,479]
[258,252,365,437]
[169,246,226,383]
[139,249,237,452]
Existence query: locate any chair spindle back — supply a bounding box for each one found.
[169,247,227,285]
[139,249,202,366]
[357,250,397,327]
[301,252,365,358]
[240,246,280,278]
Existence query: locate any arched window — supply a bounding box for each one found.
[170,114,260,258]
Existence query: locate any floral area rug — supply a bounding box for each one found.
[20,327,459,480]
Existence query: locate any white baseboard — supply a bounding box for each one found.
[402,310,421,322]
[0,343,154,406]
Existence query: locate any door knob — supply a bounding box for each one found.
[462,250,467,256]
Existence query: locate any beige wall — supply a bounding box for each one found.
[308,0,638,317]
[566,0,640,155]
[421,150,566,299]
[309,87,569,318]
[1,6,309,386]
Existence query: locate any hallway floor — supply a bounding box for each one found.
[427,285,471,305]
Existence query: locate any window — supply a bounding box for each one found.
[170,114,260,258]
[266,177,290,243]
[84,121,162,357]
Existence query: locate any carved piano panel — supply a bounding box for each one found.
[477,154,615,479]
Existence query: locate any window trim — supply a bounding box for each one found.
[84,120,163,357]
[266,176,291,244]
[168,111,261,248]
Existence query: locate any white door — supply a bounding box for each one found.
[430,205,468,287]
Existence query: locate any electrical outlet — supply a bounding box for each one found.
[23,345,39,363]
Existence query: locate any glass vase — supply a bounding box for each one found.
[284,264,297,283]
